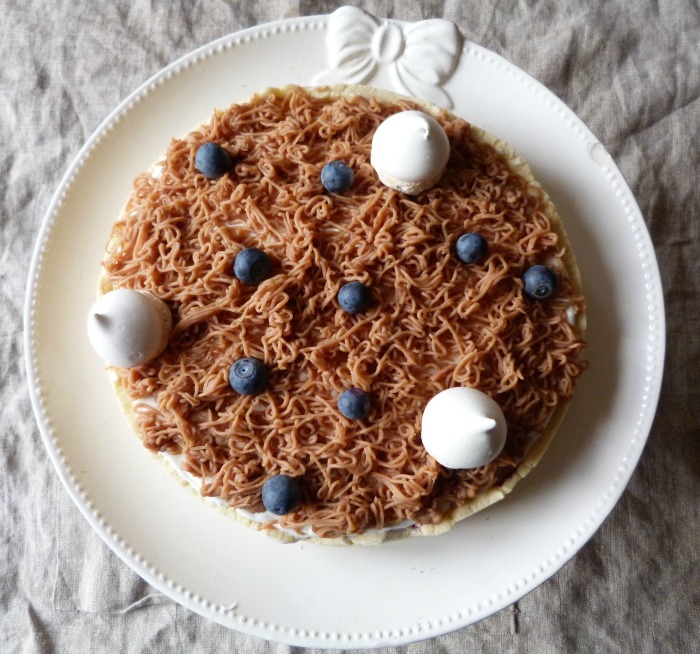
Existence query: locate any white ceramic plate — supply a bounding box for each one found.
[25,8,665,648]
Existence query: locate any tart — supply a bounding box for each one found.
[93,85,587,544]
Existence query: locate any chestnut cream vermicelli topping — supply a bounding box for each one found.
[103,87,586,539]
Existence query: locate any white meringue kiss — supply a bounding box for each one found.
[370,110,451,194]
[421,387,507,469]
[87,289,172,368]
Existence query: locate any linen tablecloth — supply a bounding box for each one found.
[2,1,697,651]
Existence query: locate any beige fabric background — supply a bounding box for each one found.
[2,0,698,651]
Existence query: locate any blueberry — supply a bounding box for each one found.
[234,247,271,285]
[195,142,233,178]
[321,160,354,194]
[522,265,559,301]
[262,475,301,515]
[456,232,489,264]
[337,281,372,314]
[338,388,371,420]
[229,357,268,395]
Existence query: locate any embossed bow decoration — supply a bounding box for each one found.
[313,6,463,109]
